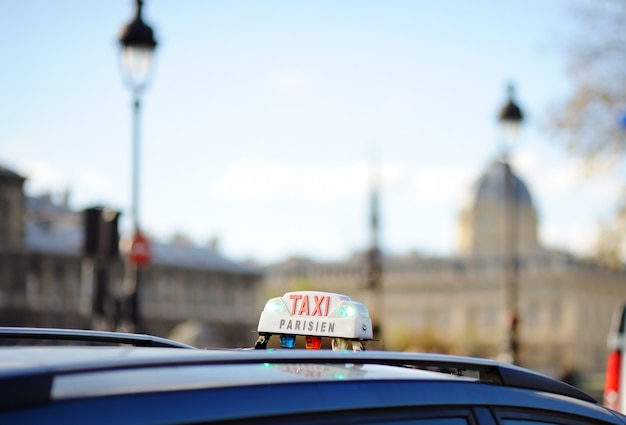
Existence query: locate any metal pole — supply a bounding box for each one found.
[132,92,141,234]
[503,158,519,365]
[366,163,383,349]
[498,83,523,365]
[127,90,143,333]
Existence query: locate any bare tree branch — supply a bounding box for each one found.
[547,0,626,263]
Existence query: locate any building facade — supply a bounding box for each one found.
[0,164,263,348]
[264,159,626,392]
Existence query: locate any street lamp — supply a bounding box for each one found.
[118,0,158,332]
[498,82,524,365]
[499,84,524,158]
[365,163,383,348]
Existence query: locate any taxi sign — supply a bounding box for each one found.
[257,291,373,340]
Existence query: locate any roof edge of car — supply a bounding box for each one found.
[0,347,596,407]
[0,327,197,349]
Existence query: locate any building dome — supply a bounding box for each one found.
[474,160,533,208]
[458,159,539,257]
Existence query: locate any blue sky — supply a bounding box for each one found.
[0,0,623,264]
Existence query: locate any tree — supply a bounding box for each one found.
[547,0,626,266]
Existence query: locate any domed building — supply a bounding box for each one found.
[459,159,539,257]
[264,158,626,398]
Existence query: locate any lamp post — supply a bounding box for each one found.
[118,0,158,332]
[363,155,384,349]
[498,83,524,365]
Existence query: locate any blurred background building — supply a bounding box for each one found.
[1,152,625,399]
[0,163,263,348]
[263,157,625,397]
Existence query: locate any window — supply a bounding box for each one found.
[483,306,498,328]
[438,308,451,329]
[495,408,611,425]
[240,407,475,425]
[466,307,478,328]
[549,301,561,328]
[26,261,42,306]
[160,272,175,305]
[184,272,194,305]
[526,303,540,328]
[0,198,7,239]
[411,310,424,328]
[202,275,214,306]
[52,263,64,307]
[223,276,234,307]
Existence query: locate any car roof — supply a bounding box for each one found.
[0,345,598,410]
[3,324,626,425]
[0,326,196,349]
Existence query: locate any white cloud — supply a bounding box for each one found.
[516,151,587,195]
[213,159,405,202]
[12,155,124,211]
[540,219,599,256]
[21,160,67,193]
[515,147,622,205]
[213,160,346,200]
[411,165,478,205]
[512,146,623,255]
[72,166,126,207]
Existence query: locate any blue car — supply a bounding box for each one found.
[0,291,624,425]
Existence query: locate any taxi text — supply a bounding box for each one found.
[279,319,335,334]
[288,294,331,316]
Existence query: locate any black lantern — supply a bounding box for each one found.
[498,83,524,155]
[119,0,158,92]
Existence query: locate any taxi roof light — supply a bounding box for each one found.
[257,291,373,342]
[328,301,370,319]
[279,334,296,349]
[264,298,287,314]
[341,304,355,317]
[305,336,323,350]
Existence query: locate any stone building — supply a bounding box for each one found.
[0,164,263,348]
[264,158,626,391]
